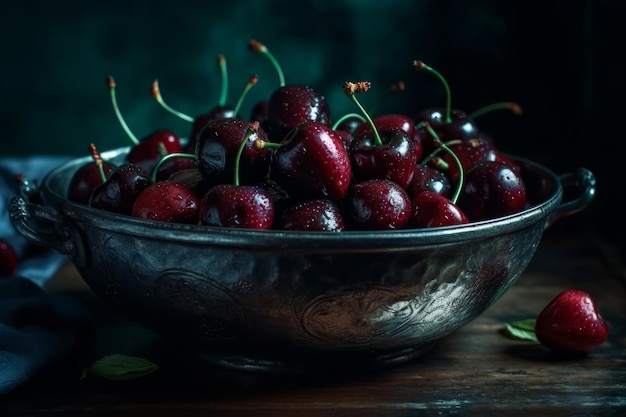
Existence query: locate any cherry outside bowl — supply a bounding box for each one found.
[9,146,596,375]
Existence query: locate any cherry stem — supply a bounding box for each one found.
[331,112,367,131]
[413,60,452,124]
[428,156,449,171]
[151,80,195,123]
[233,75,259,117]
[233,121,260,186]
[343,81,383,146]
[255,140,279,150]
[469,101,523,119]
[417,136,463,166]
[107,76,140,145]
[368,80,405,116]
[249,39,285,87]
[150,151,195,183]
[157,142,168,157]
[88,143,107,183]
[217,53,229,107]
[422,122,463,204]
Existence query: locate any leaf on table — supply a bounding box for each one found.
[504,319,539,342]
[84,354,160,381]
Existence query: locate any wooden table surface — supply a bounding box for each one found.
[1,223,625,417]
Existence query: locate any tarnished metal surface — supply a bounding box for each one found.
[9,146,596,373]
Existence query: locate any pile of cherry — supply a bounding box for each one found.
[67,40,528,232]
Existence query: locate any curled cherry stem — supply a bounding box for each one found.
[152,80,195,123]
[413,60,452,124]
[150,152,195,183]
[249,39,285,87]
[331,113,367,131]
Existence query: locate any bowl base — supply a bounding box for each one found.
[184,341,439,376]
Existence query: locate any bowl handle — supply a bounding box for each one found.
[8,196,76,256]
[549,167,596,226]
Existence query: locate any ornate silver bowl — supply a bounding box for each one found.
[9,146,595,374]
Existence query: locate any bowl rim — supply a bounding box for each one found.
[38,146,562,250]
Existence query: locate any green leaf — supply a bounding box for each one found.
[504,319,539,342]
[86,354,160,381]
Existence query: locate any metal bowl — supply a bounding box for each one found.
[9,146,596,374]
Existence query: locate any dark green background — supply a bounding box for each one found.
[1,0,624,237]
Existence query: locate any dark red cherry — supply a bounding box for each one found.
[131,180,199,224]
[409,191,469,228]
[277,199,346,232]
[349,126,417,189]
[267,121,351,201]
[249,39,332,143]
[0,238,18,277]
[406,165,452,199]
[126,129,183,175]
[343,82,418,189]
[354,113,422,163]
[353,113,416,144]
[89,164,152,215]
[67,144,116,205]
[195,118,273,187]
[347,179,411,230]
[199,184,275,229]
[166,167,213,198]
[535,289,609,354]
[266,85,332,142]
[197,121,276,230]
[414,108,479,158]
[440,138,500,185]
[457,160,527,221]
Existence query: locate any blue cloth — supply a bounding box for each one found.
[0,156,92,395]
[0,156,71,287]
[0,277,91,394]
